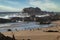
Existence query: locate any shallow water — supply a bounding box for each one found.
[0,21,55,32]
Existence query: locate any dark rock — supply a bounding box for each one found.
[45,30,59,32]
[0,32,13,40]
[23,7,41,15]
[7,29,12,31]
[0,18,12,23]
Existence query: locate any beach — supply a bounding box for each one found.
[1,20,60,40]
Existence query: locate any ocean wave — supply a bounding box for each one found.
[0,24,11,27]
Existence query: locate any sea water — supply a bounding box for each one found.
[0,22,55,32]
[0,12,55,32]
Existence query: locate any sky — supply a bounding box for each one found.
[0,0,60,12]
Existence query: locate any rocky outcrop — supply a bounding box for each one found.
[23,7,41,15]
[23,15,51,24]
[0,18,12,23]
[10,17,22,22]
[0,17,23,23]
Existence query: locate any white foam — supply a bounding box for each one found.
[0,24,11,27]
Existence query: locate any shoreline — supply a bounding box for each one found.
[0,22,54,32]
[1,20,60,40]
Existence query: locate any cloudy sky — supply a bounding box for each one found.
[0,0,60,12]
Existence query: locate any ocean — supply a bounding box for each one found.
[0,12,55,32]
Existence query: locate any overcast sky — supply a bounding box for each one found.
[0,0,60,12]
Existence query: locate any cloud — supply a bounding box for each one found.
[0,5,21,12]
[4,0,20,6]
[0,0,23,12]
[29,0,60,12]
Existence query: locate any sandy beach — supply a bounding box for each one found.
[2,20,60,40]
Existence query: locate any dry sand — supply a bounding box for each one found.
[2,20,60,40]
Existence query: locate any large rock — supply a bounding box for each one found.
[0,18,12,23]
[23,7,41,15]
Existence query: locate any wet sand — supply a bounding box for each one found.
[2,20,60,40]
